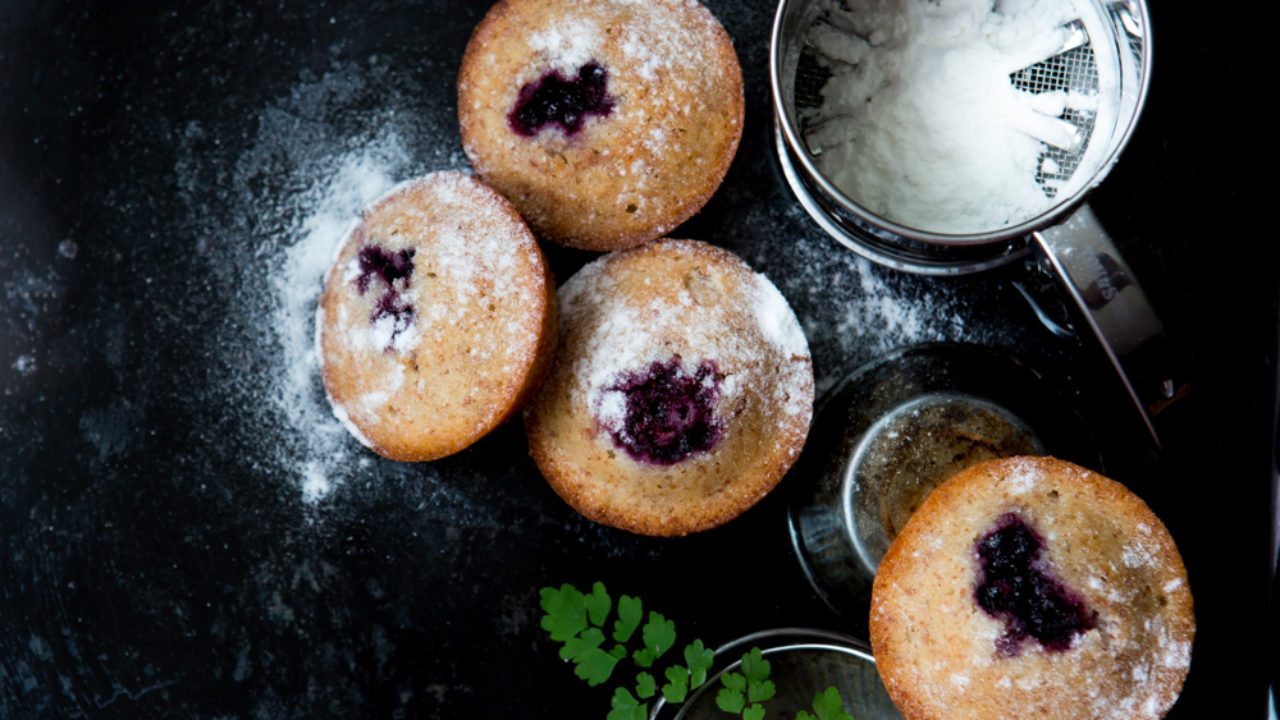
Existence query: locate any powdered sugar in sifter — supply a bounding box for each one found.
[770,0,1183,444]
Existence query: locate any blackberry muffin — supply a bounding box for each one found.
[524,239,814,536]
[457,0,745,251]
[317,171,557,462]
[870,456,1194,720]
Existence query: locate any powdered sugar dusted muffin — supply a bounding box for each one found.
[317,171,557,462]
[457,0,745,251]
[870,456,1193,720]
[524,239,813,536]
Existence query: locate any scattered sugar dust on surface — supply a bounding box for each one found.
[722,183,1028,400]
[200,53,1025,513]
[179,56,475,509]
[148,55,554,714]
[164,1,1031,516]
[1,20,1037,521]
[148,2,1036,615]
[0,5,1067,717]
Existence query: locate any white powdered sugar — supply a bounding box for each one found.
[782,241,1009,398]
[517,0,722,88]
[595,387,628,429]
[187,55,467,505]
[1121,539,1156,569]
[754,276,810,363]
[270,136,414,503]
[314,170,548,459]
[1004,467,1037,494]
[618,0,723,82]
[329,173,538,374]
[369,310,420,355]
[560,261,675,398]
[560,243,812,440]
[803,0,1105,233]
[752,275,813,420]
[487,0,736,219]
[528,22,603,71]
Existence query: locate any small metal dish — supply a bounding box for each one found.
[649,628,902,720]
[786,343,1099,629]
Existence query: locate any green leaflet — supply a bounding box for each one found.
[613,595,643,643]
[542,584,854,720]
[661,664,689,704]
[636,672,657,700]
[585,582,612,628]
[684,639,713,689]
[606,687,646,720]
[539,584,588,642]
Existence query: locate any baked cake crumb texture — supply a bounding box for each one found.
[525,239,813,535]
[869,456,1194,720]
[319,171,555,461]
[561,243,811,439]
[458,0,744,250]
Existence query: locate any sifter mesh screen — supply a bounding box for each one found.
[792,21,1104,201]
[1012,38,1099,196]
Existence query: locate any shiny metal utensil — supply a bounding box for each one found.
[770,0,1185,446]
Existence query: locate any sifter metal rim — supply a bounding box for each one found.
[768,0,1154,248]
[773,112,1033,275]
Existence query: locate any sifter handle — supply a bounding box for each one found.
[1032,204,1188,449]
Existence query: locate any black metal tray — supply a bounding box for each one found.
[1,2,1274,717]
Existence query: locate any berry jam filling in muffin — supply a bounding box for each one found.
[355,245,415,292]
[458,0,745,250]
[975,513,1098,656]
[319,172,557,462]
[870,457,1194,720]
[355,245,417,351]
[597,358,723,465]
[509,63,615,137]
[524,240,812,536]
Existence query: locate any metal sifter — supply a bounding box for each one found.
[770,0,1183,445]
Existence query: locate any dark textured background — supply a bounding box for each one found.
[1,1,1274,718]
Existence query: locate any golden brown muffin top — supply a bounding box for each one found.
[318,171,556,462]
[525,239,813,536]
[870,456,1194,720]
[458,0,744,251]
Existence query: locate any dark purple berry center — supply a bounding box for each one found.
[355,245,416,347]
[974,513,1097,655]
[603,358,723,466]
[509,63,614,137]
[356,245,415,293]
